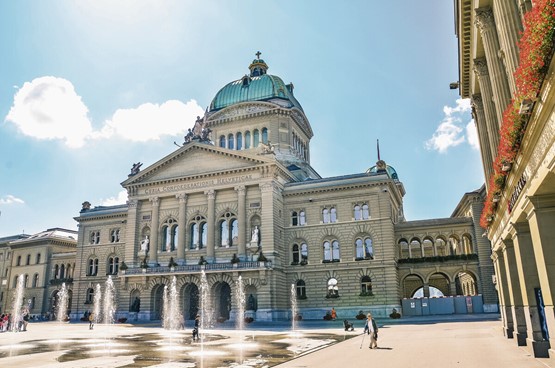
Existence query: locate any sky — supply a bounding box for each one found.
[0,0,484,237]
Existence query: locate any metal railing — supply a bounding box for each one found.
[122,261,272,276]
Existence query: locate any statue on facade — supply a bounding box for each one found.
[250,226,260,245]
[129,162,143,176]
[184,128,194,143]
[247,294,257,311]
[140,235,149,253]
[131,297,141,313]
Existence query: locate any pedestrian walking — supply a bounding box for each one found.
[363,313,378,349]
[88,312,95,330]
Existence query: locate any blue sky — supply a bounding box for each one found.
[0,0,483,237]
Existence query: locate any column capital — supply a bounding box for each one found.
[471,93,484,112]
[149,196,160,206]
[127,199,138,209]
[473,58,489,77]
[204,189,216,200]
[510,221,530,236]
[176,193,188,203]
[475,7,495,32]
[260,182,273,193]
[235,185,246,195]
[527,194,555,210]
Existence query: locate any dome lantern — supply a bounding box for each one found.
[249,51,268,77]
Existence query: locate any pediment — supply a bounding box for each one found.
[122,143,272,186]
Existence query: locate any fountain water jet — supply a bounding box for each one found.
[162,276,183,330]
[93,284,102,325]
[10,274,25,332]
[56,283,69,322]
[103,276,116,324]
[291,283,298,332]
[235,275,246,364]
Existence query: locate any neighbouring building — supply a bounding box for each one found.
[454,0,555,361]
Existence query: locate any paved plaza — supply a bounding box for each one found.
[0,315,553,368]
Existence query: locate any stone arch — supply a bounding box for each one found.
[181,282,200,320]
[435,236,448,256]
[186,207,208,218]
[212,281,232,321]
[401,273,424,298]
[409,237,422,258]
[448,235,460,255]
[150,283,166,320]
[422,236,435,257]
[454,269,479,295]
[398,238,409,259]
[215,203,238,218]
[461,233,474,254]
[129,289,141,312]
[427,272,451,296]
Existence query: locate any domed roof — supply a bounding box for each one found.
[366,160,399,181]
[209,53,303,112]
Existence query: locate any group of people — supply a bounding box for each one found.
[0,310,29,332]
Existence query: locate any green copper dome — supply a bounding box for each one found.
[366,160,399,181]
[209,53,303,112]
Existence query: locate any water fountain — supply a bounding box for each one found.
[93,283,102,325]
[291,283,298,332]
[235,275,246,364]
[10,274,25,332]
[162,276,183,330]
[56,282,69,322]
[103,276,116,325]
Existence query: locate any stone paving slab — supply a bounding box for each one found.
[1,317,554,368]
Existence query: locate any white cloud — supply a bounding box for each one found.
[95,99,204,142]
[5,76,93,148]
[466,121,480,151]
[426,98,475,153]
[100,190,128,206]
[5,76,204,148]
[0,195,25,205]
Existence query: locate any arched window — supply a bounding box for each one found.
[110,229,120,243]
[219,212,238,247]
[299,211,306,225]
[361,276,373,294]
[262,127,268,144]
[362,204,369,219]
[54,264,59,279]
[86,288,94,304]
[236,132,243,150]
[323,241,331,261]
[161,218,178,252]
[292,244,299,264]
[88,258,98,276]
[330,207,337,223]
[322,208,330,223]
[36,253,41,264]
[355,238,364,259]
[292,211,298,226]
[435,237,447,256]
[26,254,31,265]
[30,297,36,309]
[327,278,339,298]
[32,273,39,288]
[60,264,65,279]
[190,215,206,250]
[296,280,306,298]
[354,205,362,220]
[228,133,234,149]
[16,255,21,266]
[219,135,226,148]
[108,256,119,275]
[90,231,100,244]
[13,275,19,288]
[24,274,29,288]
[332,240,340,261]
[364,238,374,259]
[245,131,251,149]
[253,129,260,147]
[300,243,308,264]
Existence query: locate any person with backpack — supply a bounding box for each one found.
[363,313,378,349]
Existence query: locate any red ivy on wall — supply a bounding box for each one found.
[480,0,555,228]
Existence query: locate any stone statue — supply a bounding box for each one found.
[247,294,257,311]
[184,128,194,143]
[140,235,149,252]
[251,226,259,243]
[129,162,143,176]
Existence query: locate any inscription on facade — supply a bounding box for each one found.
[144,175,253,195]
[508,173,527,213]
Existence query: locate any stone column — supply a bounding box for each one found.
[473,58,500,159]
[176,193,187,263]
[492,0,523,95]
[493,249,515,338]
[471,94,494,182]
[149,197,160,265]
[205,189,216,262]
[423,283,430,298]
[502,239,528,346]
[124,199,139,264]
[526,195,555,351]
[235,185,247,260]
[511,223,551,357]
[475,7,512,125]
